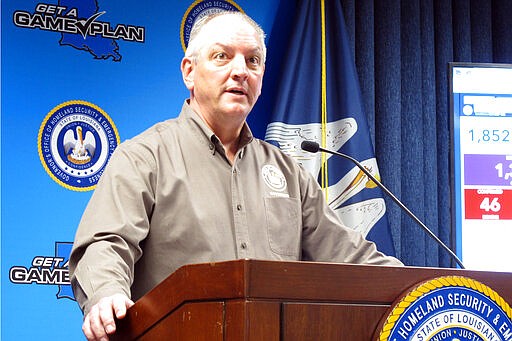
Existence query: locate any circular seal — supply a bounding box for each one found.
[262,165,287,192]
[180,0,244,52]
[38,100,120,191]
[377,276,512,341]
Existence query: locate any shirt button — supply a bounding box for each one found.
[241,242,247,249]
[236,204,242,211]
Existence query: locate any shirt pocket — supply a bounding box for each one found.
[264,197,301,257]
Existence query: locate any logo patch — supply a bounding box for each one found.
[38,100,120,191]
[377,276,512,341]
[262,165,287,193]
[180,0,243,52]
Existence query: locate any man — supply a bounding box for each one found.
[69,11,402,341]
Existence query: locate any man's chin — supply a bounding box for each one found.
[222,102,253,117]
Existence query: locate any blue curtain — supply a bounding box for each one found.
[251,0,512,267]
[344,0,512,267]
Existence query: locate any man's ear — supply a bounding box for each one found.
[181,57,195,91]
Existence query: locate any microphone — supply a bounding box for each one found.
[301,140,465,269]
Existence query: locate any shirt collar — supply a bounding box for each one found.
[179,100,254,155]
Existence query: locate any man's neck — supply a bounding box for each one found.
[189,100,244,163]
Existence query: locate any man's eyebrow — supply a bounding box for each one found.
[208,43,263,55]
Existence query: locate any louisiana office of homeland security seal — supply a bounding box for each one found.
[376,276,512,341]
[180,0,243,52]
[38,100,120,191]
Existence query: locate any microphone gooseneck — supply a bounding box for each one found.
[300,140,465,269]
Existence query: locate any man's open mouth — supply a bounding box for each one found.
[227,87,246,95]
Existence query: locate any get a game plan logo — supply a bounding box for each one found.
[13,1,145,61]
[9,242,75,300]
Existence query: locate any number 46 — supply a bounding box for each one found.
[480,197,501,212]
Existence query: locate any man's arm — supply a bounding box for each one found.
[298,167,403,266]
[69,142,157,327]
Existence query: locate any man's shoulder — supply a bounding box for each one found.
[124,117,182,146]
[109,118,181,163]
[252,138,297,161]
[252,137,283,152]
[249,138,318,183]
[249,138,307,171]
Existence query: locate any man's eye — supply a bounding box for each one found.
[213,52,227,60]
[248,56,260,66]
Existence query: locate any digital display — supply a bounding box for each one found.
[451,63,512,271]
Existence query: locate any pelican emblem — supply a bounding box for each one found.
[63,126,96,165]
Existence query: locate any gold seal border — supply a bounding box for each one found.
[379,276,512,340]
[37,100,121,192]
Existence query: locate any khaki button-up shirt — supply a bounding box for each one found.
[69,101,401,314]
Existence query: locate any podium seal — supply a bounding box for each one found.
[377,276,512,341]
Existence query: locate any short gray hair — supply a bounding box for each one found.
[185,11,266,63]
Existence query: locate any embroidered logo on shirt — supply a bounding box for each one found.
[262,165,287,195]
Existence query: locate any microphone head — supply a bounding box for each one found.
[301,140,320,153]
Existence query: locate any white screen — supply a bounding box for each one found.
[451,64,512,272]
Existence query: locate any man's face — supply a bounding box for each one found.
[182,16,265,125]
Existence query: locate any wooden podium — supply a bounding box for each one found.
[112,259,512,340]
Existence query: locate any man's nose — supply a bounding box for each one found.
[231,55,249,79]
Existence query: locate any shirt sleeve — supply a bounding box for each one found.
[68,141,157,314]
[298,167,403,266]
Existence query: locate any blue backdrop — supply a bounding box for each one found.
[3,0,512,339]
[1,0,278,339]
